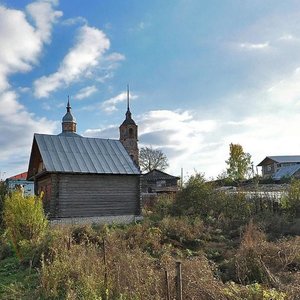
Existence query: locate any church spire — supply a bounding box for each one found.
[119,85,139,166]
[127,84,130,111]
[126,84,132,120]
[67,95,71,112]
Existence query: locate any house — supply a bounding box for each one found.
[258,156,300,180]
[27,95,141,223]
[5,172,34,196]
[141,169,180,194]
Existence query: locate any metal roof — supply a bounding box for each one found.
[142,169,180,180]
[272,165,300,180]
[258,155,300,166]
[33,133,140,175]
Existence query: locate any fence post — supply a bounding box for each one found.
[67,236,71,250]
[175,261,183,300]
[165,270,170,300]
[103,238,108,300]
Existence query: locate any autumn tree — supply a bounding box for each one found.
[139,146,169,172]
[226,143,253,182]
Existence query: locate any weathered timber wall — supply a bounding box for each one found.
[54,174,140,218]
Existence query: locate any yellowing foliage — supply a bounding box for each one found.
[3,191,48,262]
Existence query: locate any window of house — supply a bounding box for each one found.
[156,180,166,187]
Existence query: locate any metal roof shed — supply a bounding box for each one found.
[27,134,141,221]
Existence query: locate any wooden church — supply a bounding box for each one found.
[27,90,141,223]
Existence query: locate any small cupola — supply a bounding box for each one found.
[62,97,77,133]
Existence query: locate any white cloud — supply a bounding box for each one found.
[0,1,61,92]
[84,125,118,139]
[101,91,137,113]
[239,42,270,50]
[33,25,110,98]
[0,90,57,177]
[0,1,60,177]
[61,16,87,26]
[26,0,62,43]
[278,34,296,41]
[137,110,218,176]
[74,85,97,100]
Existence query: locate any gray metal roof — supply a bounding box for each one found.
[258,155,300,166]
[34,133,140,175]
[142,169,180,180]
[272,165,300,180]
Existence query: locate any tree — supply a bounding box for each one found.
[139,146,169,172]
[226,143,253,182]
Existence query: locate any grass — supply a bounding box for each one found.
[0,256,38,300]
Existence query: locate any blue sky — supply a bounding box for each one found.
[1,0,300,179]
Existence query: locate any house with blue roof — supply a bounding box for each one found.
[27,93,141,223]
[258,156,300,181]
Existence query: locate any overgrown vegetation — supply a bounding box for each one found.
[0,176,300,299]
[3,191,48,264]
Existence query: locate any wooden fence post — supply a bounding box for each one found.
[165,270,170,300]
[176,261,183,300]
[103,238,108,300]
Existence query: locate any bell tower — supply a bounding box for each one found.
[119,85,139,166]
[62,96,77,133]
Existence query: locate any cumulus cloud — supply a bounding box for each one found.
[0,90,57,176]
[84,125,118,139]
[34,25,110,98]
[26,0,62,43]
[101,91,137,113]
[74,85,97,100]
[137,110,218,176]
[0,1,61,92]
[0,1,60,177]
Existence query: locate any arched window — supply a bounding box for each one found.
[129,128,134,138]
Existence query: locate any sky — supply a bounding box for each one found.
[1,0,300,180]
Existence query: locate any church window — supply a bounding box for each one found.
[129,128,134,138]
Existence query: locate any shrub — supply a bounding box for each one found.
[281,179,300,218]
[224,282,286,300]
[0,181,7,227]
[0,231,13,260]
[235,221,276,285]
[159,216,204,247]
[173,173,254,228]
[173,173,218,217]
[3,191,48,263]
[144,194,175,221]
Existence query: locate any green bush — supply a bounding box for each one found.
[0,231,13,260]
[0,181,7,227]
[144,194,175,221]
[3,191,48,263]
[173,173,217,217]
[281,179,300,218]
[174,173,253,227]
